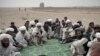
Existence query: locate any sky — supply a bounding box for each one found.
[0,0,100,7]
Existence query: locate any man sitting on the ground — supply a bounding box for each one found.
[0,34,20,56]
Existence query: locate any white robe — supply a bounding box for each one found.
[28,27,34,40]
[48,26,54,38]
[28,27,35,35]
[0,44,20,56]
[71,38,88,56]
[15,31,30,47]
[62,27,74,39]
[87,38,97,47]
[32,27,47,43]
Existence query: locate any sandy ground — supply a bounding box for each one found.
[0,8,100,30]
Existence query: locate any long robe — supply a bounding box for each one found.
[48,26,54,38]
[15,31,30,47]
[71,38,88,56]
[62,27,74,39]
[32,27,47,43]
[0,43,20,56]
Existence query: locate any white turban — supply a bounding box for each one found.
[19,26,26,31]
[36,23,43,27]
[73,23,79,26]
[95,32,100,38]
[29,21,35,26]
[5,28,14,32]
[0,34,14,44]
[47,19,53,22]
[66,19,71,23]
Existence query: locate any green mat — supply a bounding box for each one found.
[20,39,72,56]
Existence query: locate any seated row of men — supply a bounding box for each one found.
[0,18,64,56]
[0,17,100,56]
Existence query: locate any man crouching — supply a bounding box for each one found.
[32,23,47,46]
[15,26,31,49]
[0,34,20,56]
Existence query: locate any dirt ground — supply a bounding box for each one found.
[0,8,100,30]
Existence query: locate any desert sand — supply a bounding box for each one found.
[0,8,100,30]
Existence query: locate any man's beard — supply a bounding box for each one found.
[1,42,9,48]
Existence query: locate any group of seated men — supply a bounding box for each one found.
[0,17,100,56]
